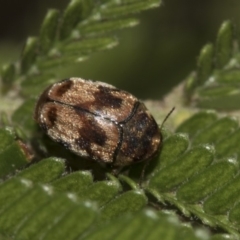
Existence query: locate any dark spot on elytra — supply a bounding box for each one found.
[134,114,159,161]
[124,136,139,156]
[80,118,107,146]
[120,111,159,162]
[75,116,107,158]
[94,85,123,108]
[135,112,150,131]
[145,119,159,139]
[46,106,57,127]
[75,137,92,157]
[55,80,73,97]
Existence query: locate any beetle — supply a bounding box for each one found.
[34,78,161,167]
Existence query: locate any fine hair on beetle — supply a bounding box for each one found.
[34,77,174,182]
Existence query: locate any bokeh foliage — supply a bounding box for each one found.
[1,0,240,239]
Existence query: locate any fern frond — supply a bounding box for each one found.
[0,0,161,99]
[185,20,240,110]
[1,111,240,238]
[1,1,240,239]
[144,112,240,238]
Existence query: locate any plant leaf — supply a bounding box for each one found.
[0,0,161,100]
[80,209,210,240]
[100,189,148,220]
[39,9,60,53]
[184,20,240,110]
[0,128,30,177]
[2,1,240,239]
[145,112,240,238]
[16,157,66,183]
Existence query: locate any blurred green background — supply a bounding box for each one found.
[0,0,240,99]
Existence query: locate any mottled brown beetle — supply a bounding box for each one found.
[34,78,161,167]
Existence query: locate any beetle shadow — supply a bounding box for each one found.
[30,133,108,180]
[127,148,162,183]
